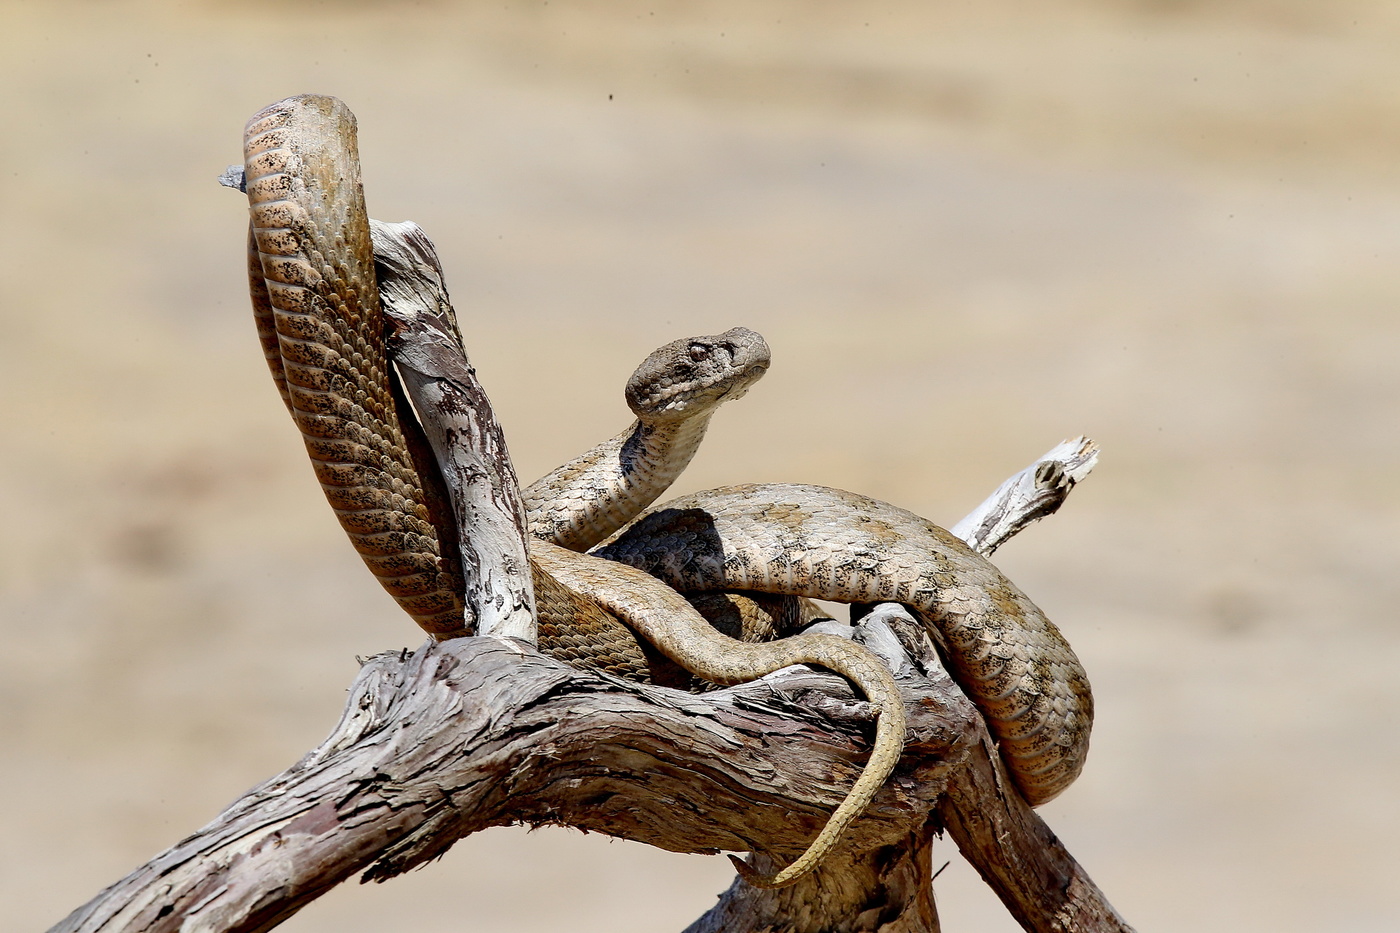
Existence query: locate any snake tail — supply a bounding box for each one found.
[535,540,906,887]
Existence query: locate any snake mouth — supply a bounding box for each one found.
[625,326,772,421]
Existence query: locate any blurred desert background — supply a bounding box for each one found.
[4,1,1398,930]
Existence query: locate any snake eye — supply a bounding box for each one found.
[688,343,709,361]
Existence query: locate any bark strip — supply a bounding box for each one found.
[370,219,536,642]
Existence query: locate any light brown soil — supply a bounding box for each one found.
[6,2,1398,930]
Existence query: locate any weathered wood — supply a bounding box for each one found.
[687,826,945,933]
[51,629,975,933]
[936,730,1135,933]
[686,604,954,933]
[50,432,1127,933]
[370,219,536,642]
[950,437,1099,557]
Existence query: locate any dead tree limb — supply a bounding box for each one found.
[51,627,975,933]
[371,219,536,642]
[56,161,1135,932]
[950,437,1099,557]
[936,729,1134,933]
[51,450,1130,933]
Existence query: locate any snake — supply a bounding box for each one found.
[241,94,907,887]
[518,325,832,665]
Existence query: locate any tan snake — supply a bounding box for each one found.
[594,484,1093,805]
[242,94,908,887]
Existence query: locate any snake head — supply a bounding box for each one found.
[625,327,771,422]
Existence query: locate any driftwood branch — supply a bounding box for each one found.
[56,156,1133,932]
[52,437,1129,933]
[52,626,975,933]
[950,437,1099,557]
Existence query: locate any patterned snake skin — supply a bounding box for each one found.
[595,485,1094,806]
[242,95,906,887]
[243,97,467,636]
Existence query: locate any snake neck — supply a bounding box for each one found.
[523,411,715,551]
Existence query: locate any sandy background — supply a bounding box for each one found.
[4,1,1398,930]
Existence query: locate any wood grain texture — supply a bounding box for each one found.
[373,219,536,641]
[49,633,967,933]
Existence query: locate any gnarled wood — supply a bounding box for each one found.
[53,598,1132,933]
[53,135,1134,932]
[51,626,972,933]
[949,437,1099,557]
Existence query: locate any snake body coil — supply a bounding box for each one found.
[595,484,1093,805]
[242,92,1093,881]
[244,96,467,636]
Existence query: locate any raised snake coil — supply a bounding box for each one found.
[244,97,467,636]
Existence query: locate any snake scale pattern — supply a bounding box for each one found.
[241,94,1091,886]
[595,485,1093,802]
